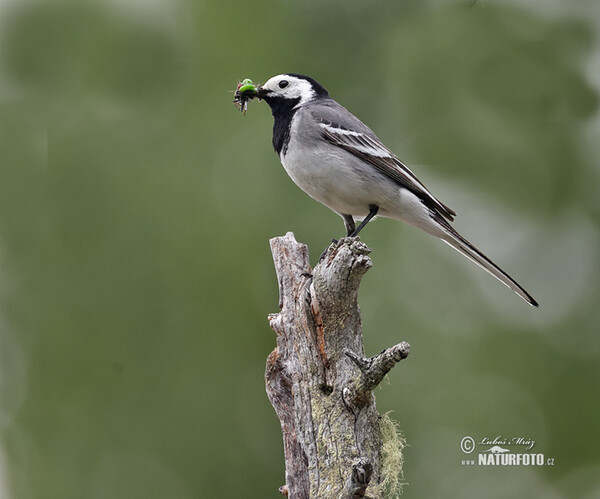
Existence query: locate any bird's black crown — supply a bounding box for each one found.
[284,73,329,98]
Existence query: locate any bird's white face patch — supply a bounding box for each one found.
[260,74,317,107]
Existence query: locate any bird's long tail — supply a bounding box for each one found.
[435,217,538,307]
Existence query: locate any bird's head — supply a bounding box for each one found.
[256,74,329,107]
[233,74,329,115]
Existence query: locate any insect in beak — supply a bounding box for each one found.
[233,78,259,115]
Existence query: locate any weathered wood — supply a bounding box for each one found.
[266,233,409,498]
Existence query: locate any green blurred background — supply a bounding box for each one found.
[1,0,599,497]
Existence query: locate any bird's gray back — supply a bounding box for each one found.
[301,98,379,138]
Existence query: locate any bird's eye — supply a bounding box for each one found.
[279,80,289,89]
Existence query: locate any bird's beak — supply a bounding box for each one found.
[256,85,270,99]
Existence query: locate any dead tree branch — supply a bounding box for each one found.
[266,233,410,498]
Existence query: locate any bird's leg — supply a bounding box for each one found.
[342,214,356,237]
[350,205,379,237]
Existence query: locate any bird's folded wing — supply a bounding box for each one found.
[318,120,456,221]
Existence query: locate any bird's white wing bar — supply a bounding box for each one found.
[318,124,392,158]
[319,121,456,221]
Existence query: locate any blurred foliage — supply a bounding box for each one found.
[0,0,599,498]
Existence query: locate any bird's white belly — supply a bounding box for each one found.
[280,146,369,215]
[280,143,433,228]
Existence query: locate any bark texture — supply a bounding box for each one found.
[266,233,410,499]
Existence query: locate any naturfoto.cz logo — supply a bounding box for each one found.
[460,435,555,467]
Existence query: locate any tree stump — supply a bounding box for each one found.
[266,233,410,499]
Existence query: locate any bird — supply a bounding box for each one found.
[249,73,538,307]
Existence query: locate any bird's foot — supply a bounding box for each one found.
[319,238,341,262]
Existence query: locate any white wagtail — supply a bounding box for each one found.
[235,73,538,307]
